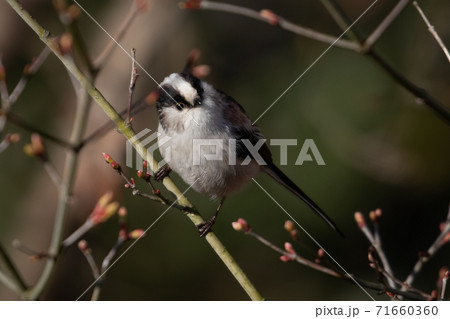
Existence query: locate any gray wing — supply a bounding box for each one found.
[221,92,273,163]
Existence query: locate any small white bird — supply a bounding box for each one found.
[155,72,342,237]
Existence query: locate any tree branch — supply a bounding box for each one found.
[412,1,450,63]
[6,0,263,301]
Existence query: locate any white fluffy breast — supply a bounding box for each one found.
[158,104,259,199]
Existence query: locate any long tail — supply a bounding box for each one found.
[262,163,344,237]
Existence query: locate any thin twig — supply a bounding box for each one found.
[16,20,94,303]
[43,160,62,188]
[363,0,410,51]
[62,220,95,248]
[404,206,450,287]
[82,95,151,146]
[192,1,358,51]
[318,0,450,125]
[0,54,9,136]
[103,154,196,212]
[0,133,20,154]
[188,0,450,125]
[9,47,51,104]
[355,212,396,289]
[412,1,450,63]
[318,0,362,43]
[0,54,9,106]
[126,48,138,123]
[368,50,450,124]
[91,240,123,301]
[0,243,27,291]
[6,0,263,301]
[242,227,427,300]
[2,110,74,150]
[0,268,22,295]
[371,253,429,299]
[248,230,342,277]
[93,0,145,69]
[441,271,449,301]
[78,241,100,279]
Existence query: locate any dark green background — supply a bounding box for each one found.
[0,0,449,300]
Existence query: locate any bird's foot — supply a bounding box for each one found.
[154,164,171,182]
[196,218,216,238]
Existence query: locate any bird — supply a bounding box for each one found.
[154,71,343,237]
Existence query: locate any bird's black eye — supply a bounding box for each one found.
[175,102,185,111]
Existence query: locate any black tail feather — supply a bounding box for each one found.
[262,164,344,237]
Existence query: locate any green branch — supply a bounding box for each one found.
[6,0,263,301]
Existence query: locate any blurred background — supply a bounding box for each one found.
[0,0,449,300]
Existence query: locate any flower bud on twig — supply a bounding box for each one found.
[89,191,119,225]
[284,220,295,232]
[78,240,89,253]
[260,9,280,26]
[232,218,251,232]
[315,249,325,264]
[59,33,73,55]
[284,242,296,255]
[6,133,21,144]
[128,229,145,240]
[23,133,46,159]
[102,152,120,169]
[179,0,202,10]
[280,255,294,262]
[369,208,382,223]
[354,212,366,228]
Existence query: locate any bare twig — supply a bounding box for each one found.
[184,1,358,51]
[185,1,450,124]
[2,111,74,150]
[0,243,27,292]
[354,211,396,289]
[126,48,138,123]
[42,161,62,188]
[9,47,51,104]
[363,0,410,50]
[368,50,450,124]
[89,207,144,301]
[0,268,22,295]
[93,0,147,69]
[0,133,20,154]
[319,0,450,125]
[77,240,99,279]
[0,54,9,106]
[62,220,95,248]
[442,271,449,301]
[248,230,341,278]
[318,0,362,43]
[233,219,427,300]
[369,248,430,299]
[63,191,119,248]
[7,0,263,301]
[404,206,450,287]
[102,153,197,212]
[0,55,9,136]
[412,1,450,63]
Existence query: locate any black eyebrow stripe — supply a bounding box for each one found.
[173,93,189,105]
